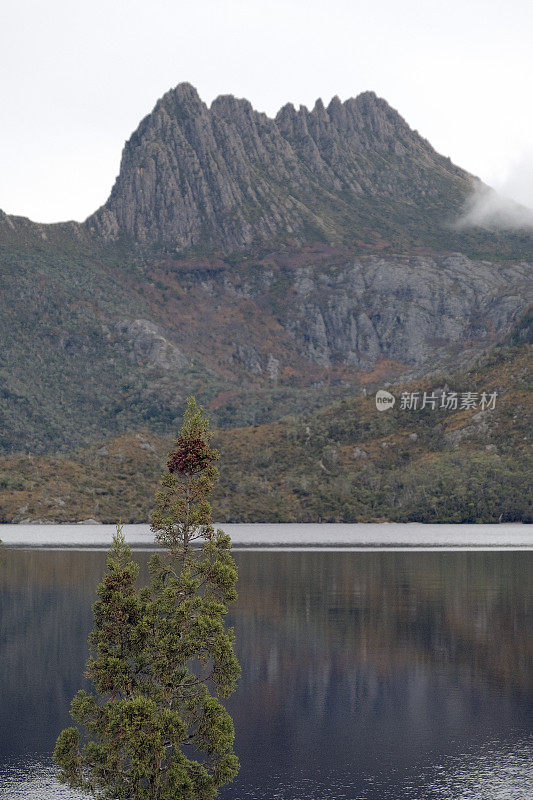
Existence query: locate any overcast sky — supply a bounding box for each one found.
[1,0,532,223]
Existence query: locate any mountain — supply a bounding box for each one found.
[0,83,531,463]
[87,83,532,258]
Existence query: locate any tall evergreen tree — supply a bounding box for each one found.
[54,398,240,799]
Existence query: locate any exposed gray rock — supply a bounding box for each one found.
[267,354,280,382]
[197,255,532,373]
[113,319,188,370]
[234,344,263,375]
[353,447,368,459]
[134,434,157,453]
[86,83,477,252]
[444,409,492,448]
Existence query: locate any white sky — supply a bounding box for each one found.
[0,0,532,223]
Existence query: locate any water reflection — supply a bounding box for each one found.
[0,550,531,798]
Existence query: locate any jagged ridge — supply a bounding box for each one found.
[87,83,475,251]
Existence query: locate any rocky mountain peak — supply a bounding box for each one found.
[211,94,255,117]
[86,83,483,252]
[159,82,204,112]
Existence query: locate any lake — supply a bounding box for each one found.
[0,525,531,798]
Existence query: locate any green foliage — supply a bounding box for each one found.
[53,399,240,798]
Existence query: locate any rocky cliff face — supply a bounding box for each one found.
[86,83,476,252]
[276,255,530,371]
[151,252,531,379]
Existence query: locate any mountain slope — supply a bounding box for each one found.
[0,229,530,455]
[0,340,530,523]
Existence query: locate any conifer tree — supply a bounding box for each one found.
[54,397,240,799]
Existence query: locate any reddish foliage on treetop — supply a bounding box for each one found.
[167,435,213,474]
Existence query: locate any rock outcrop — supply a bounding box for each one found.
[86,83,476,252]
[112,319,188,370]
[183,253,531,374]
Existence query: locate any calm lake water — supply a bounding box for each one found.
[0,527,531,798]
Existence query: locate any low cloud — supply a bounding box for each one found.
[494,151,533,212]
[455,181,533,230]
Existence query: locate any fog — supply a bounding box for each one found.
[490,151,533,212]
[456,181,533,231]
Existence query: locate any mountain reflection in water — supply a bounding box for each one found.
[0,549,531,799]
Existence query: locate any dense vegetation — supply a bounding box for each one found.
[1,342,530,524]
